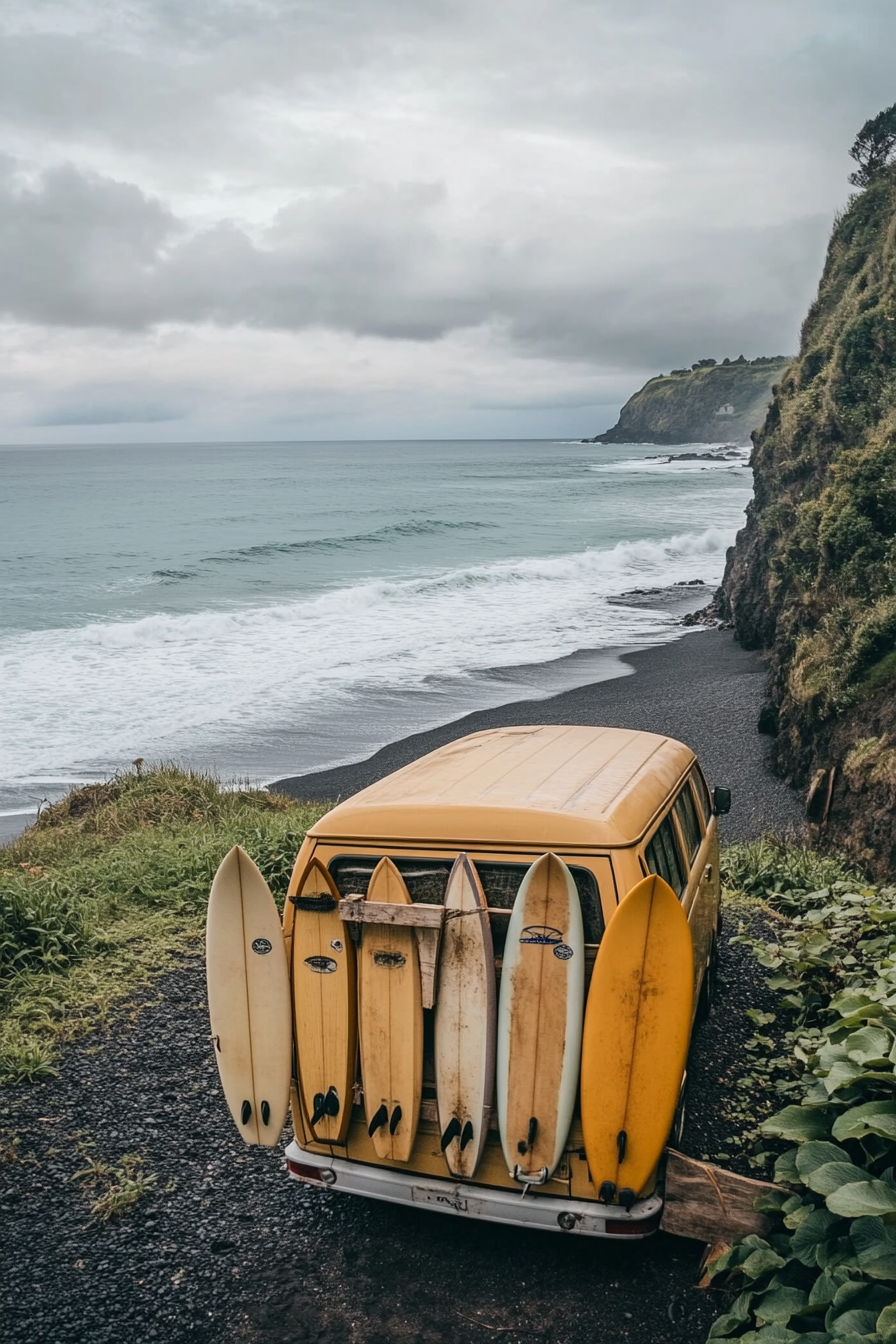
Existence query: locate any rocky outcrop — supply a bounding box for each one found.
[589,356,791,446]
[721,168,896,875]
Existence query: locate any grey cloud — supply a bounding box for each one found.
[0,157,828,367]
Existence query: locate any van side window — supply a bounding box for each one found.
[644,815,686,897]
[692,769,712,824]
[674,784,702,863]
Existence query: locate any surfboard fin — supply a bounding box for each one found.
[389,1104,402,1135]
[261,1100,271,1126]
[527,1117,538,1146]
[241,1099,252,1126]
[440,1117,462,1151]
[368,1103,388,1136]
[598,1180,616,1204]
[324,1087,340,1117]
[618,1187,636,1211]
[311,1092,327,1126]
[460,1121,474,1151]
[616,1129,627,1163]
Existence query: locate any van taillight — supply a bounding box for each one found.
[287,1159,327,1183]
[604,1209,661,1236]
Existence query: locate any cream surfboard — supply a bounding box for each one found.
[580,874,693,1207]
[434,853,496,1179]
[357,858,424,1162]
[290,857,357,1144]
[206,845,292,1146]
[496,853,584,1185]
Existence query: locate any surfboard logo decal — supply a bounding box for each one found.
[373,951,406,969]
[519,925,563,945]
[553,943,574,961]
[251,937,273,955]
[305,955,337,974]
[330,938,344,953]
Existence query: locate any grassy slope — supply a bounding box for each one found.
[722,168,896,875]
[595,358,791,445]
[0,767,328,1083]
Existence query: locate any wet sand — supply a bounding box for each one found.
[273,628,805,843]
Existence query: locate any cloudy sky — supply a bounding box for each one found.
[1,0,894,443]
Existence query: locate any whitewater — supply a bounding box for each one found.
[0,438,753,817]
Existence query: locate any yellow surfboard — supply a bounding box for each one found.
[290,857,357,1144]
[206,845,292,1146]
[580,874,693,1207]
[357,858,423,1162]
[496,853,584,1186]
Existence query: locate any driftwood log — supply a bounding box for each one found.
[660,1149,783,1244]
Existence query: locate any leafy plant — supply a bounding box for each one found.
[706,861,896,1340]
[73,1151,157,1221]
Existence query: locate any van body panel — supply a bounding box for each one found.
[280,726,723,1230]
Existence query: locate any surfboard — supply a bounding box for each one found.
[357,857,424,1162]
[206,845,292,1146]
[434,853,496,1179]
[496,852,584,1185]
[580,873,693,1208]
[290,856,357,1144]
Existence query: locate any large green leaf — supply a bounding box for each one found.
[852,1219,896,1281]
[878,1300,896,1341]
[763,1107,834,1142]
[792,1210,842,1267]
[833,1102,896,1143]
[824,1061,866,1093]
[844,1027,895,1064]
[809,1163,869,1197]
[776,1148,802,1185]
[827,1280,896,1335]
[743,1247,789,1279]
[798,1143,857,1179]
[827,1181,896,1218]
[756,1287,811,1324]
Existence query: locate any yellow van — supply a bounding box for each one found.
[282,724,728,1239]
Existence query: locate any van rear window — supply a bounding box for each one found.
[327,855,604,944]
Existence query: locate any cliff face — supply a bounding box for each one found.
[722,169,896,874]
[592,356,791,446]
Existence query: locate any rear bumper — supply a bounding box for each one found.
[284,1140,663,1238]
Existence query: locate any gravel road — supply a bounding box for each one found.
[2,927,773,1344]
[1,628,801,1343]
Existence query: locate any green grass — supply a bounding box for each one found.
[0,765,330,1083]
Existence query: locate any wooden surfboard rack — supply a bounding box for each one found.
[338,897,445,1008]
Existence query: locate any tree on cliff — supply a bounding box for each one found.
[849,101,896,187]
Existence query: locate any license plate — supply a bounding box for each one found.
[411,1184,480,1215]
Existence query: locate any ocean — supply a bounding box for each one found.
[0,438,752,830]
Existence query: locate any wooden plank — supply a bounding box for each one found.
[660,1149,783,1243]
[339,896,445,929]
[340,895,444,1007]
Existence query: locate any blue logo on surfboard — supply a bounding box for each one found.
[519,925,563,945]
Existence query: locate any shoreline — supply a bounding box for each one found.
[273,629,805,843]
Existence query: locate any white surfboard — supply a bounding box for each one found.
[206,845,292,1146]
[496,852,584,1185]
[434,853,496,1179]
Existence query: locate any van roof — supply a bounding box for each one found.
[309,725,696,849]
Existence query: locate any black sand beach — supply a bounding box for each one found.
[274,628,804,843]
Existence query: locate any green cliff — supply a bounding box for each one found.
[722,164,896,874]
[590,356,791,446]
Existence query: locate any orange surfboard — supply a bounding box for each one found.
[580,874,693,1207]
[357,858,424,1162]
[290,857,357,1144]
